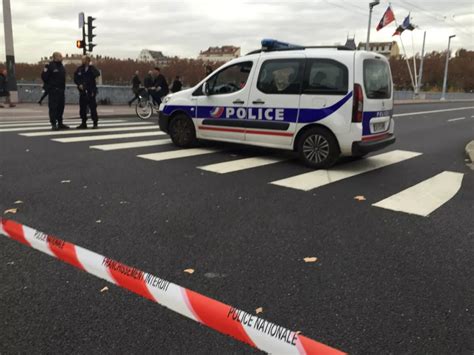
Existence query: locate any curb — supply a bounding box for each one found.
[466,140,474,163]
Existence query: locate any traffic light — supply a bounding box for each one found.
[87,16,96,43]
[76,40,85,49]
[88,43,96,52]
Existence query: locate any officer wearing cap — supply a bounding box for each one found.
[41,52,69,130]
[74,55,101,129]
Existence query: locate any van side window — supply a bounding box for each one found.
[303,59,349,95]
[257,59,303,95]
[207,61,253,95]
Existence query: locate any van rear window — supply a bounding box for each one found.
[363,59,392,99]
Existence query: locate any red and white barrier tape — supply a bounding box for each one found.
[0,218,344,354]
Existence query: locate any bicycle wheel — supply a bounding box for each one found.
[135,99,153,120]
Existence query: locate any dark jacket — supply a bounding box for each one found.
[0,73,8,96]
[74,65,100,95]
[144,74,154,89]
[153,74,169,95]
[132,75,141,89]
[171,79,182,93]
[41,61,66,91]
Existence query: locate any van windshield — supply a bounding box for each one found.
[363,59,392,99]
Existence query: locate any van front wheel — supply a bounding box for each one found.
[169,114,197,148]
[297,127,340,168]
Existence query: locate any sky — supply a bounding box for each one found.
[0,0,473,63]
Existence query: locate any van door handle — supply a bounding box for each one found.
[252,99,265,105]
[233,99,245,105]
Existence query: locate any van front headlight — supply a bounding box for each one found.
[163,95,172,104]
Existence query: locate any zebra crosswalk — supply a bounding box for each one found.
[0,118,464,217]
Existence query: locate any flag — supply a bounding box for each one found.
[376,6,395,31]
[393,14,415,36]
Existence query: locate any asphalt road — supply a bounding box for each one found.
[1,102,473,354]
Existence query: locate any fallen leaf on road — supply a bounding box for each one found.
[3,208,18,215]
[100,286,109,293]
[255,307,263,314]
[96,220,102,224]
[14,200,23,204]
[354,195,366,201]
[303,257,318,263]
[184,268,195,274]
[60,180,71,184]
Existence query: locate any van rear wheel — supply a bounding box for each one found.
[169,114,197,148]
[297,127,340,168]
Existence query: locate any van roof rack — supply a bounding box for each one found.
[246,39,353,55]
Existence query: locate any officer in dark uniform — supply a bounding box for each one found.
[150,67,169,106]
[74,55,101,129]
[41,52,69,130]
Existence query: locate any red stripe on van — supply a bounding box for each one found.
[198,126,294,137]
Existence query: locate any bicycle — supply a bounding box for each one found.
[135,88,160,120]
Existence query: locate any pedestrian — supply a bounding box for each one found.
[38,85,48,105]
[128,70,141,107]
[74,55,101,129]
[0,68,16,108]
[41,52,69,130]
[150,67,169,106]
[170,75,182,93]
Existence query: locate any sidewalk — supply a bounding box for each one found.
[0,103,134,120]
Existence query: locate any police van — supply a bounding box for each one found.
[159,39,395,168]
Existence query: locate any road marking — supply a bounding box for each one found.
[0,119,125,127]
[138,148,217,162]
[447,117,466,122]
[373,171,464,217]
[199,156,286,174]
[90,139,172,151]
[0,218,342,354]
[21,125,157,137]
[270,150,422,191]
[53,131,165,143]
[0,122,151,132]
[393,106,474,117]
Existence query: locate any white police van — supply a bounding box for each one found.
[159,39,395,168]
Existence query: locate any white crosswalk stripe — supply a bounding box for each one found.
[138,148,217,162]
[0,122,151,133]
[90,139,172,151]
[270,150,422,191]
[373,171,464,217]
[53,131,165,143]
[198,156,286,174]
[21,125,157,137]
[0,120,125,128]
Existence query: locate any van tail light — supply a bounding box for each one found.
[352,84,364,123]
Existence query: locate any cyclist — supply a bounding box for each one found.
[150,67,169,106]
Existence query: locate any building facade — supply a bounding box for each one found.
[198,46,241,62]
[138,49,171,67]
[357,41,400,58]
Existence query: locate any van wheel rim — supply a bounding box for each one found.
[303,134,330,163]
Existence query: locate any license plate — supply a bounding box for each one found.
[373,122,385,132]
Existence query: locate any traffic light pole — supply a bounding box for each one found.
[82,22,87,55]
[2,0,18,103]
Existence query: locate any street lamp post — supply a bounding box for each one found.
[2,0,18,103]
[441,34,456,101]
[366,0,380,51]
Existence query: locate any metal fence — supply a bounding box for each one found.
[17,84,474,105]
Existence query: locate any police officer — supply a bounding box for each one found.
[74,55,101,129]
[41,52,69,130]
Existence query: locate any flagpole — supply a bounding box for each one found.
[415,31,427,98]
[411,30,418,96]
[390,3,416,91]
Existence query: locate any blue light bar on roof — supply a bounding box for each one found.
[261,39,304,51]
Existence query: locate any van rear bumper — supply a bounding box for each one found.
[352,134,396,155]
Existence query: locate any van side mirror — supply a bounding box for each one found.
[203,82,210,96]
